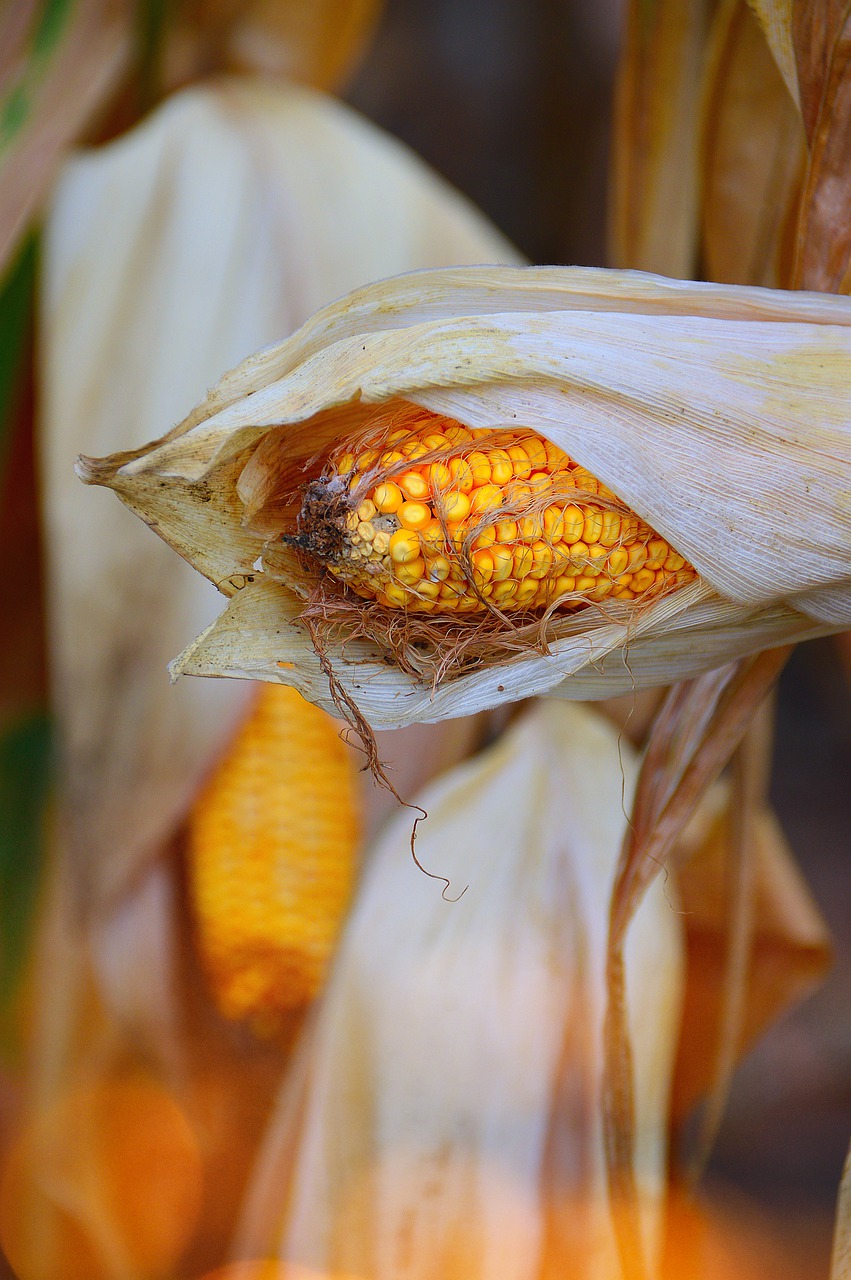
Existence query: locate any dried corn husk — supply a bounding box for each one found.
[235,700,683,1279]
[81,265,851,730]
[42,78,519,907]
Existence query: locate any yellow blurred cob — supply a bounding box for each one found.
[293,406,696,613]
[187,684,359,1034]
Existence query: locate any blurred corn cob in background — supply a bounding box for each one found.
[187,684,359,1034]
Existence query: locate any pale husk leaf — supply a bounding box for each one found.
[80,266,851,729]
[44,81,520,905]
[235,700,683,1278]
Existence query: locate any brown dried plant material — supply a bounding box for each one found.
[162,0,382,97]
[669,780,831,1127]
[81,266,851,733]
[702,0,806,288]
[235,701,683,1279]
[601,649,790,1280]
[609,0,708,277]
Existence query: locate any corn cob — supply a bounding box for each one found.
[187,683,359,1035]
[292,407,696,613]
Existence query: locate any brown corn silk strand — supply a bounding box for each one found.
[602,648,791,1280]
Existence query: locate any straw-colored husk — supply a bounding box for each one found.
[44,80,520,905]
[235,700,683,1278]
[80,264,851,731]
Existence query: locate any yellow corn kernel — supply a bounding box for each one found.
[312,412,696,615]
[394,556,426,585]
[373,482,403,514]
[397,501,431,531]
[398,470,429,501]
[389,529,421,563]
[187,684,359,1033]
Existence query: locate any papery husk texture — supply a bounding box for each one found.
[80,264,851,730]
[235,700,683,1279]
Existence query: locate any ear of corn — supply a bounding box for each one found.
[293,406,696,614]
[187,683,359,1036]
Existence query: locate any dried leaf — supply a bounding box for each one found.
[609,0,708,276]
[832,1139,851,1279]
[670,783,832,1124]
[792,12,851,291]
[702,0,806,287]
[236,701,684,1278]
[601,649,790,1280]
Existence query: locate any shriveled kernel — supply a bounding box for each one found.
[372,482,403,514]
[631,568,656,593]
[583,509,604,544]
[627,544,648,572]
[513,545,534,578]
[373,530,391,555]
[398,501,431,531]
[356,499,377,522]
[530,542,554,579]
[607,548,630,576]
[389,529,421,564]
[357,520,376,541]
[646,538,668,569]
[664,551,686,572]
[600,511,622,547]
